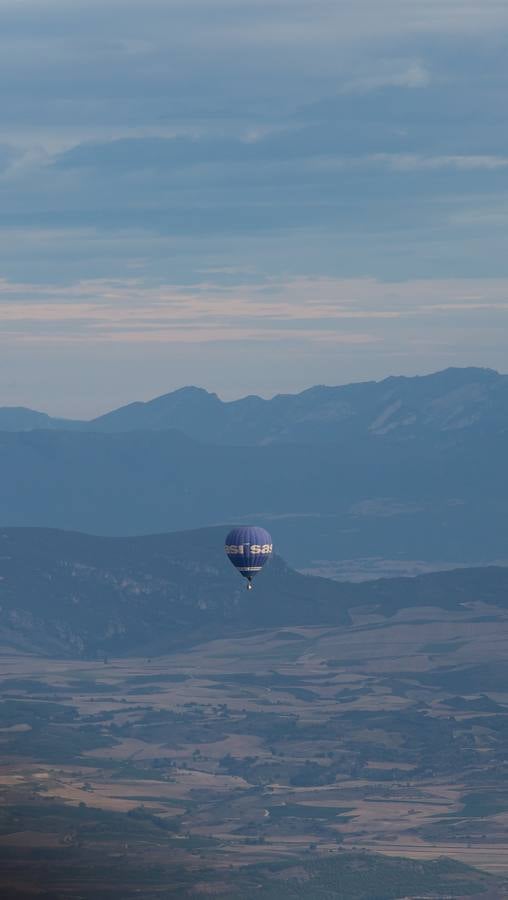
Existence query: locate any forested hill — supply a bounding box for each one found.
[0,526,507,657]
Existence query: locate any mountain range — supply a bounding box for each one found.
[1,367,507,444]
[1,367,507,577]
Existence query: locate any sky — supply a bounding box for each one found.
[1,0,508,416]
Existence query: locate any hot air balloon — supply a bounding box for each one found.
[225,526,273,590]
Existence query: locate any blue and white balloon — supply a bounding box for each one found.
[225,526,273,589]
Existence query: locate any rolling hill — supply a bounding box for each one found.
[1,525,507,657]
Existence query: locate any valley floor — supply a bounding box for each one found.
[1,597,508,897]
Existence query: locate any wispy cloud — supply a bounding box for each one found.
[1,276,507,345]
[342,61,431,93]
[0,0,507,411]
[373,155,508,172]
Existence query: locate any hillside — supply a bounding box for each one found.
[0,425,507,576]
[0,407,78,431]
[1,526,508,657]
[1,367,507,443]
[0,526,349,656]
[1,530,508,895]
[89,366,508,444]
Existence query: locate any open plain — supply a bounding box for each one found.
[1,589,508,897]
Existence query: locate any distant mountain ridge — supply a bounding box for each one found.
[0,407,81,432]
[1,367,507,577]
[1,367,507,444]
[1,526,507,657]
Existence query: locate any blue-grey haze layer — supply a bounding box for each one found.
[0,368,507,574]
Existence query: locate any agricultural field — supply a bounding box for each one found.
[1,593,508,898]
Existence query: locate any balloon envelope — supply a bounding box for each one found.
[225,526,273,583]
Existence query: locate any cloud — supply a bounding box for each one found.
[0,144,21,174]
[0,41,500,267]
[1,275,507,346]
[0,0,507,415]
[448,197,508,227]
[342,61,431,93]
[0,2,505,258]
[0,4,506,136]
[373,155,508,171]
